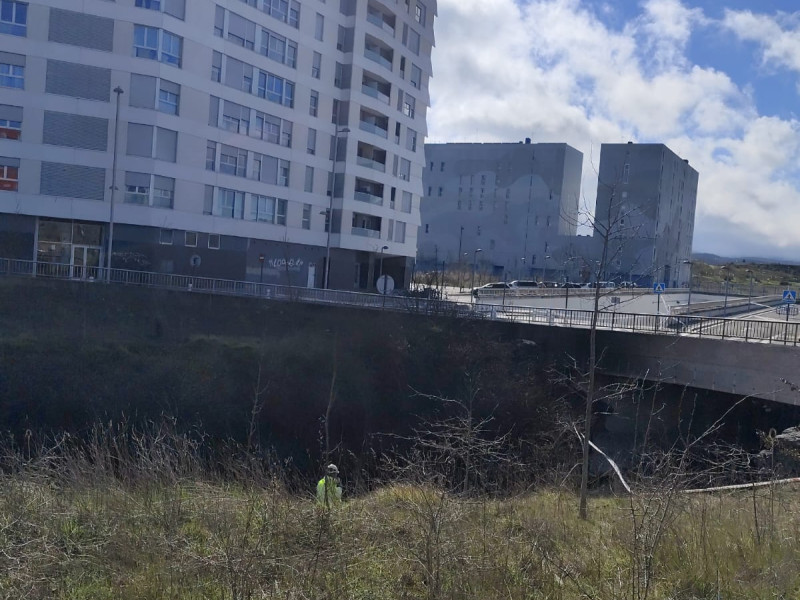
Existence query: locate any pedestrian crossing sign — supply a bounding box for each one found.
[783,290,797,304]
[653,283,665,294]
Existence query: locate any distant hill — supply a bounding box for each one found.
[693,253,800,266]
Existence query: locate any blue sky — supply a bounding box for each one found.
[427,0,800,260]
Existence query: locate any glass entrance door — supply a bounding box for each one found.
[71,246,101,280]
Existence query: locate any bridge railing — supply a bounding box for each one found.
[1,258,797,346]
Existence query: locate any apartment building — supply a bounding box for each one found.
[593,143,698,287]
[0,0,435,290]
[419,140,583,280]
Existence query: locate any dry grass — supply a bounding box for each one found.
[2,443,800,600]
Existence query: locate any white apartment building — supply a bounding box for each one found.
[0,0,435,290]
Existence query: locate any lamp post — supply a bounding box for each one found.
[683,259,693,312]
[721,265,729,317]
[520,256,526,279]
[457,225,464,291]
[541,254,550,285]
[379,245,389,307]
[564,257,575,309]
[746,268,753,312]
[471,248,482,303]
[106,85,124,283]
[323,126,350,289]
[258,253,265,284]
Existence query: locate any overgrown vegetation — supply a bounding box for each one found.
[1,423,799,599]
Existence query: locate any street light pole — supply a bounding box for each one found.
[541,254,550,285]
[457,225,464,291]
[564,257,574,309]
[106,86,124,283]
[259,253,265,284]
[471,248,482,303]
[379,244,389,307]
[721,265,729,317]
[683,259,693,312]
[746,268,753,312]
[323,126,349,289]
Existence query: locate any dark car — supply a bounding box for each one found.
[562,282,582,288]
[510,280,539,288]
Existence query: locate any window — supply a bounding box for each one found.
[398,158,410,181]
[438,187,442,197]
[402,93,415,118]
[211,51,222,82]
[0,157,19,191]
[410,64,422,89]
[0,62,23,88]
[136,0,161,10]
[314,13,324,41]
[306,128,316,154]
[227,11,256,50]
[261,28,297,67]
[253,111,291,147]
[309,90,318,116]
[222,100,250,135]
[219,144,248,177]
[0,1,27,37]
[278,159,290,186]
[401,191,412,213]
[262,0,300,29]
[0,104,21,139]
[124,172,149,204]
[251,194,287,224]
[152,175,174,208]
[159,229,174,245]
[208,234,220,249]
[158,81,180,115]
[206,141,216,170]
[302,203,311,229]
[395,221,406,243]
[133,26,182,67]
[304,166,313,192]
[623,163,630,184]
[406,128,417,152]
[311,51,321,79]
[440,161,444,171]
[258,71,294,107]
[185,231,197,247]
[403,24,420,55]
[218,188,245,218]
[214,5,224,36]
[415,2,426,26]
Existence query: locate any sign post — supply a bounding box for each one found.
[653,282,665,329]
[783,290,796,343]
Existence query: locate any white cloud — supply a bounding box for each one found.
[722,9,800,74]
[427,0,800,259]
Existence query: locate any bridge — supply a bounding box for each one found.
[3,257,798,406]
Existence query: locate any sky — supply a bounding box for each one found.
[426,0,800,261]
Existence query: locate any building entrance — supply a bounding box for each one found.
[36,219,105,278]
[71,245,102,280]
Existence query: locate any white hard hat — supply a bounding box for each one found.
[326,463,339,475]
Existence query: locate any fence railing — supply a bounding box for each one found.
[1,258,797,347]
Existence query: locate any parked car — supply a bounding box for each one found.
[619,281,638,288]
[472,282,513,297]
[562,282,582,288]
[542,281,560,288]
[509,280,539,288]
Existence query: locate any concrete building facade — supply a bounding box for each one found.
[419,141,698,287]
[593,143,698,287]
[0,0,435,290]
[418,141,583,281]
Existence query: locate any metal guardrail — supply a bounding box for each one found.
[1,258,798,347]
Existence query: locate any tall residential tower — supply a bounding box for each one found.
[0,0,435,290]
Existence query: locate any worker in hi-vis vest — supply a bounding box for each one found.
[316,463,343,508]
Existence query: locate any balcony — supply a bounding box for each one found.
[357,155,386,172]
[366,7,395,35]
[361,83,391,104]
[364,36,393,71]
[355,190,384,205]
[359,120,388,138]
[351,226,381,238]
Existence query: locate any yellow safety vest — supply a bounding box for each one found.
[316,476,342,507]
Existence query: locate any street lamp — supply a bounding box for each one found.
[471,248,482,303]
[457,225,464,291]
[106,85,124,283]
[746,268,754,312]
[541,255,551,285]
[520,256,526,279]
[721,265,730,317]
[258,253,265,284]
[683,259,693,312]
[379,245,389,307]
[564,257,575,309]
[323,126,350,289]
